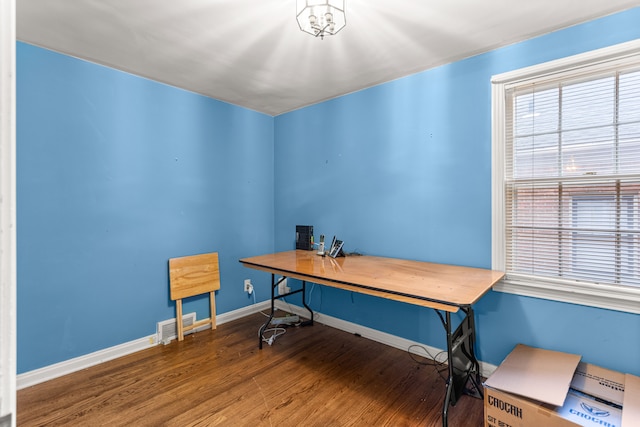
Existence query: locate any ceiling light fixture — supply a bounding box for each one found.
[296,0,346,40]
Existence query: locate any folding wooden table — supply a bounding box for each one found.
[240,250,504,427]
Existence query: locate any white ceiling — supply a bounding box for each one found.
[16,0,640,116]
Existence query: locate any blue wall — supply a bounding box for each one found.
[273,8,640,375]
[17,43,274,373]
[17,8,640,376]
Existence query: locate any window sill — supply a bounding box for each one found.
[493,275,640,314]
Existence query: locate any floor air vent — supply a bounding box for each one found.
[157,312,196,344]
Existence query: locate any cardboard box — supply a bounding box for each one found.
[484,344,640,427]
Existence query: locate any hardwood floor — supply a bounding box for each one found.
[17,312,485,426]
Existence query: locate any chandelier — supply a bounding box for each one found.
[296,0,346,39]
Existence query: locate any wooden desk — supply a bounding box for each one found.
[240,250,504,427]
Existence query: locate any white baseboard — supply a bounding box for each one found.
[274,300,498,378]
[217,300,271,325]
[17,335,157,390]
[18,300,496,390]
[17,301,271,390]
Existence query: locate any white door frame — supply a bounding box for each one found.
[0,0,17,425]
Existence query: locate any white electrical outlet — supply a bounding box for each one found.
[244,279,253,294]
[278,278,290,295]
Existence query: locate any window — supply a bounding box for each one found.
[492,40,640,313]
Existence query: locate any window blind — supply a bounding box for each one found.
[504,67,640,288]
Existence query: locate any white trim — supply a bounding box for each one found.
[16,336,157,390]
[492,39,640,85]
[0,0,16,425]
[491,80,506,275]
[216,300,270,324]
[17,301,271,390]
[491,39,640,314]
[274,301,498,378]
[494,277,640,314]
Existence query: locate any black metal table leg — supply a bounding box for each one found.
[258,274,278,349]
[436,307,482,427]
[258,276,315,348]
[442,311,453,427]
[300,280,314,326]
[465,306,483,399]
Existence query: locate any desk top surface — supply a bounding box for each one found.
[240,250,504,308]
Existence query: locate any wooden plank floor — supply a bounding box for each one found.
[17,312,484,426]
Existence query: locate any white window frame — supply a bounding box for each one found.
[492,39,640,314]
